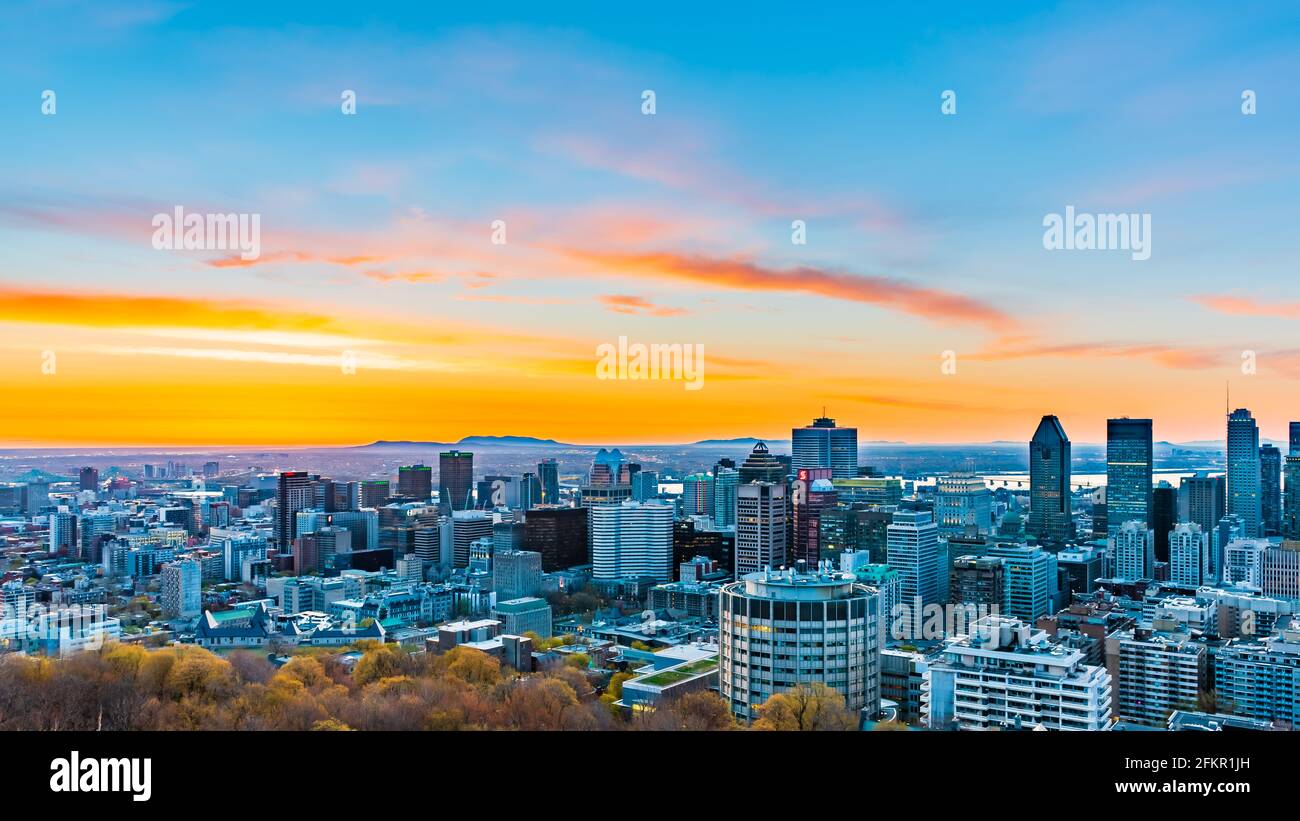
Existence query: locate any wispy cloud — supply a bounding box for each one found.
[566,250,1017,331]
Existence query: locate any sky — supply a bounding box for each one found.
[2,0,1299,447]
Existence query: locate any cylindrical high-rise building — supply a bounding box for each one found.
[719,564,880,722]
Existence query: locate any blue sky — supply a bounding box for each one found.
[1,1,1299,445]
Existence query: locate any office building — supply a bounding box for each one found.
[1286,457,1300,539]
[1262,444,1282,536]
[523,506,588,571]
[936,474,992,536]
[1028,415,1073,545]
[718,565,881,722]
[887,509,942,609]
[491,596,553,639]
[439,450,474,512]
[397,464,433,500]
[537,459,561,506]
[738,441,787,484]
[1179,472,1226,536]
[682,473,714,517]
[590,501,674,582]
[493,549,543,601]
[1227,408,1262,537]
[791,415,858,479]
[985,544,1059,623]
[711,465,739,528]
[1106,418,1152,536]
[1152,482,1177,563]
[275,471,314,548]
[735,482,787,576]
[450,510,493,568]
[949,555,1005,609]
[78,466,98,492]
[792,468,836,565]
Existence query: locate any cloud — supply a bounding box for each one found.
[971,339,1226,370]
[1192,294,1300,320]
[598,294,688,317]
[566,250,1016,331]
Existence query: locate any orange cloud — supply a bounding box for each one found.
[598,294,688,317]
[1192,295,1300,319]
[971,339,1225,370]
[566,250,1017,331]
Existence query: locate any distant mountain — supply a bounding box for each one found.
[455,436,566,447]
[690,437,784,446]
[355,436,569,449]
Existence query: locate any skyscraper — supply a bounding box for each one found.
[1111,519,1154,582]
[791,415,858,479]
[1106,418,1153,537]
[1284,456,1300,540]
[1178,472,1225,535]
[735,481,787,575]
[276,471,314,548]
[1291,421,1300,456]
[887,508,942,609]
[537,458,560,506]
[738,441,786,484]
[439,450,474,512]
[791,468,836,565]
[936,474,992,536]
[681,473,715,517]
[1028,415,1073,545]
[78,467,98,492]
[397,464,433,500]
[590,500,674,582]
[1261,444,1282,536]
[719,567,880,723]
[1169,522,1209,588]
[1226,408,1262,538]
[1152,482,1177,563]
[711,465,739,528]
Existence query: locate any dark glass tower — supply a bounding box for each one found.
[1028,415,1073,545]
[1106,418,1153,536]
[1152,483,1177,563]
[397,463,433,500]
[1261,444,1282,536]
[537,458,560,506]
[439,450,474,512]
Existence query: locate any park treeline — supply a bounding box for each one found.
[0,641,873,731]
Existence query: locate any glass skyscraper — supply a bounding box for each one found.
[1227,409,1262,538]
[1261,444,1282,536]
[1028,415,1073,545]
[791,415,858,479]
[1106,418,1153,537]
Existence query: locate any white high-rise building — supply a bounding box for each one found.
[590,501,674,582]
[925,616,1112,731]
[1110,520,1154,581]
[719,564,881,722]
[735,482,787,575]
[887,509,942,609]
[1168,522,1210,588]
[1223,538,1269,589]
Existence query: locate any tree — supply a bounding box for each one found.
[752,683,857,731]
[432,646,502,687]
[352,644,406,687]
[638,691,736,731]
